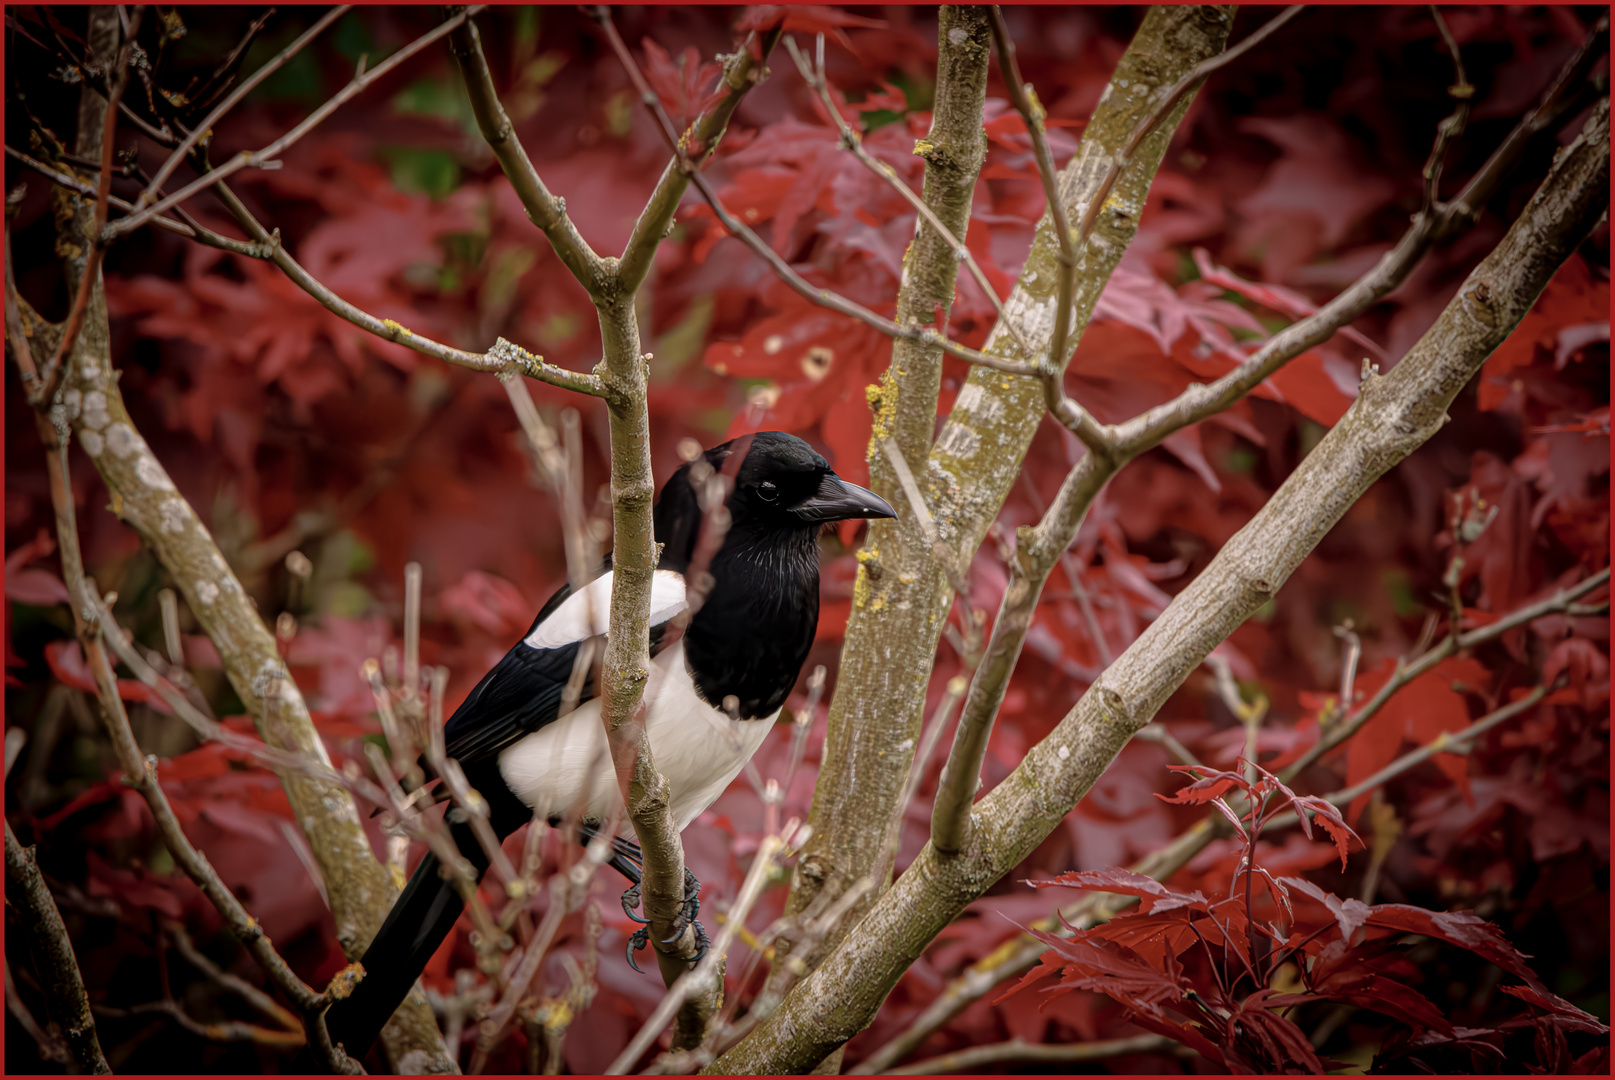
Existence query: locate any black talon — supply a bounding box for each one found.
[627,927,649,972]
[620,883,648,924]
[661,915,710,949]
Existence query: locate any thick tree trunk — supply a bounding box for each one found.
[710,94,1610,1075]
[784,0,1236,968]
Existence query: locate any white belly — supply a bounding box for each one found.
[496,640,777,831]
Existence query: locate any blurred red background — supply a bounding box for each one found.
[4,6,1607,1073]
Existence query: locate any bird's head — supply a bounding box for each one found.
[655,432,894,568]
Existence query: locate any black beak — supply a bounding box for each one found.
[789,474,897,523]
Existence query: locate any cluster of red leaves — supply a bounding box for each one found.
[4,5,1607,1074]
[1004,763,1609,1073]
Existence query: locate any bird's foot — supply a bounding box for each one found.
[625,870,708,970]
[620,883,648,925]
[660,868,703,944]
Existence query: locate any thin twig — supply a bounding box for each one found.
[139,6,350,205]
[448,7,607,294]
[594,8,783,294]
[32,10,143,407]
[858,566,1601,1074]
[5,823,112,1073]
[880,438,971,597]
[985,6,1111,453]
[919,20,1615,879]
[1283,570,1608,780]
[3,146,274,255]
[104,6,484,241]
[1135,723,1204,769]
[200,175,605,394]
[42,433,356,1071]
[642,874,876,1075]
[1268,680,1556,836]
[886,1033,1177,1074]
[466,838,610,1072]
[4,186,42,384]
[189,8,279,113]
[1111,11,1607,457]
[596,9,1041,382]
[784,34,1035,359]
[1422,5,1475,215]
[166,921,302,1038]
[93,998,305,1047]
[5,959,72,1066]
[1075,6,1306,249]
[881,677,966,878]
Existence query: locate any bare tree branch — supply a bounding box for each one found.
[4,147,272,255]
[26,7,140,408]
[985,5,1110,452]
[782,32,1034,359]
[37,427,359,1072]
[1422,4,1475,214]
[138,6,350,205]
[207,173,606,394]
[5,823,112,1074]
[711,92,1609,1075]
[763,12,1240,1036]
[448,7,608,296]
[925,15,1607,860]
[1285,568,1608,778]
[104,6,483,241]
[887,1033,1178,1075]
[606,831,791,1074]
[596,9,784,295]
[6,57,457,1062]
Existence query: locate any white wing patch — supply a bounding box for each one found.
[497,640,777,831]
[523,569,687,650]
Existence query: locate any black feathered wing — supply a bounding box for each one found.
[439,567,688,770]
[323,567,687,1062]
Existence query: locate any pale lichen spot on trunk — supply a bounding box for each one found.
[106,423,140,458]
[159,499,188,535]
[82,390,110,430]
[134,454,176,492]
[196,580,220,605]
[935,422,980,460]
[80,429,105,457]
[952,382,1006,424]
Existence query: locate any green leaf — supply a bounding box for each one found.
[381,147,462,200]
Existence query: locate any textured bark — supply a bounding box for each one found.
[776,6,995,955]
[709,93,1610,1076]
[6,825,111,1074]
[20,13,456,1068]
[785,2,1235,962]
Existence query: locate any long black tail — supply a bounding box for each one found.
[312,816,649,1065]
[320,821,490,1062]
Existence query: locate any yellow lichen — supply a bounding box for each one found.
[864,369,899,456]
[381,318,413,338]
[853,563,872,609]
[912,138,935,158]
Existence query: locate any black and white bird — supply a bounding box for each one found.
[320,431,894,1059]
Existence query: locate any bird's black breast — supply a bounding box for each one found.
[683,527,822,719]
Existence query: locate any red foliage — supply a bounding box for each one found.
[4,5,1607,1074]
[1004,764,1607,1073]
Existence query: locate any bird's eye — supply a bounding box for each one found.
[757,481,779,502]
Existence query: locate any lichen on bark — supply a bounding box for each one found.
[784,2,1236,972]
[712,89,1610,1080]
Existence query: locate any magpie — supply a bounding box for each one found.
[318,431,894,1060]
